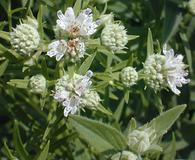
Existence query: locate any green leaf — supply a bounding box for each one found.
[36,141,50,160]
[128,35,139,41]
[147,28,154,56]
[3,141,18,160]
[163,133,176,160]
[97,104,113,116]
[7,79,29,89]
[114,97,125,122]
[179,32,193,73]
[13,121,29,160]
[162,1,182,43]
[73,0,82,16]
[0,31,10,41]
[142,105,186,136]
[0,59,9,76]
[37,5,44,39]
[78,52,96,75]
[69,115,127,153]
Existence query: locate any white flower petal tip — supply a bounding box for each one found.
[56,7,99,37]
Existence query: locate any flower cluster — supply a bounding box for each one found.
[101,23,128,51]
[10,17,40,56]
[47,7,100,62]
[128,127,156,154]
[120,66,138,87]
[143,45,190,95]
[29,74,46,94]
[53,70,100,117]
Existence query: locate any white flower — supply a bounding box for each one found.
[53,70,94,117]
[143,45,190,95]
[56,7,100,37]
[47,38,86,61]
[163,45,190,95]
[74,70,93,96]
[54,89,69,102]
[47,40,66,61]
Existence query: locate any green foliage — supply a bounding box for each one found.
[0,0,194,159]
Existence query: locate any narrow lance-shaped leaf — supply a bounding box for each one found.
[179,32,193,73]
[78,52,96,75]
[0,59,9,77]
[3,141,18,159]
[147,28,154,56]
[13,121,30,160]
[7,79,29,89]
[36,141,50,160]
[162,1,182,43]
[69,115,127,153]
[37,4,44,39]
[73,0,82,16]
[114,97,125,122]
[0,31,10,41]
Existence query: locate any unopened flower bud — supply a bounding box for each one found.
[10,20,40,56]
[101,23,128,51]
[128,128,155,154]
[120,67,138,87]
[29,74,46,94]
[188,0,195,15]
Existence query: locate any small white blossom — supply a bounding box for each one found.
[163,45,190,95]
[53,70,94,117]
[47,38,86,61]
[56,7,100,37]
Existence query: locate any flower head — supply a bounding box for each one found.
[47,38,85,61]
[120,67,138,87]
[101,23,128,51]
[10,18,40,56]
[53,70,94,117]
[29,74,46,94]
[56,7,100,37]
[128,128,156,154]
[143,45,190,95]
